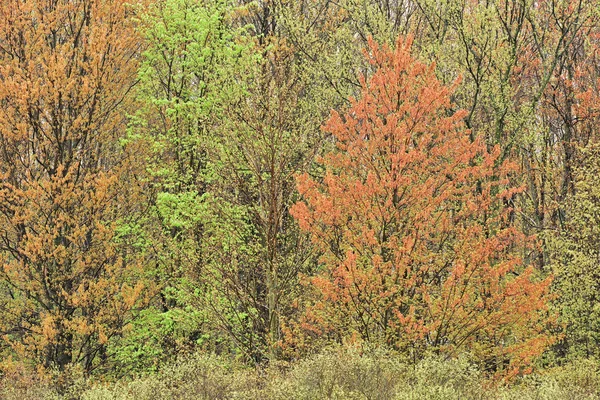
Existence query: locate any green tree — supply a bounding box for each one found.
[216,38,324,360]
[548,142,600,360]
[121,0,256,369]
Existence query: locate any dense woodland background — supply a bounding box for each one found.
[1,0,600,398]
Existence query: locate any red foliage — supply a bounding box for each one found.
[289,36,553,376]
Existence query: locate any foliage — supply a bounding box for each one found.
[123,0,259,366]
[290,37,552,375]
[547,143,600,360]
[212,36,328,361]
[0,0,152,374]
[6,347,600,400]
[1,0,600,389]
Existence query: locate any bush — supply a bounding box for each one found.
[266,347,408,400]
[82,353,257,400]
[0,364,58,400]
[265,346,489,400]
[396,356,487,400]
[497,358,600,400]
[7,348,600,399]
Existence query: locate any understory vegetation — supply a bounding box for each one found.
[2,348,600,399]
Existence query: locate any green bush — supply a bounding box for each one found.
[266,347,408,400]
[395,356,487,400]
[81,354,257,400]
[497,358,600,400]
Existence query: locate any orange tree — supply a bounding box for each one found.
[290,37,553,376]
[0,0,150,373]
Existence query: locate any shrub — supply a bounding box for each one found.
[81,353,257,400]
[267,347,408,400]
[10,347,600,400]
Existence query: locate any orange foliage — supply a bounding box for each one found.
[0,0,151,372]
[289,36,553,376]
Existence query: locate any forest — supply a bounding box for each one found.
[0,0,600,398]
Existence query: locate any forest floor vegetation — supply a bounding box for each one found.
[1,347,599,400]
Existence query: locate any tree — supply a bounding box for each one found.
[548,144,600,360]
[129,0,328,365]
[215,38,325,360]
[546,37,600,359]
[0,0,150,373]
[290,36,553,376]
[116,0,261,370]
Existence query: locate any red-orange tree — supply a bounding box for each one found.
[0,0,150,373]
[290,37,553,375]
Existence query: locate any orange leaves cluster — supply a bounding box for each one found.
[0,0,151,372]
[290,37,553,375]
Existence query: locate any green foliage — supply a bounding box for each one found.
[109,304,209,375]
[81,354,258,400]
[8,348,598,400]
[117,0,261,368]
[497,359,600,400]
[547,143,600,360]
[267,347,410,400]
